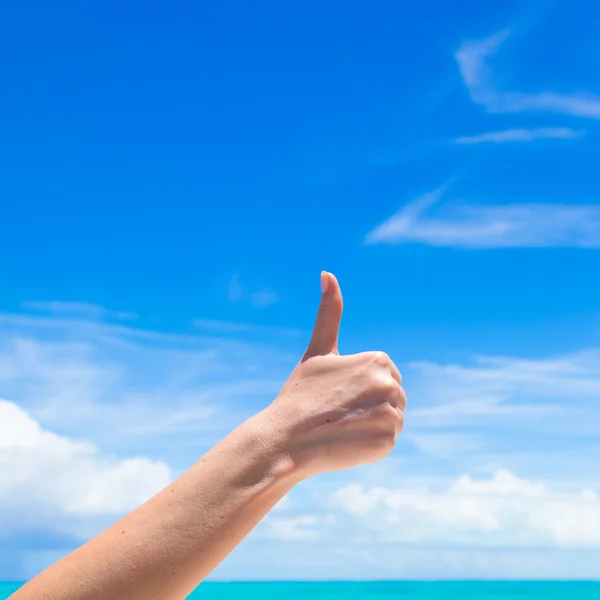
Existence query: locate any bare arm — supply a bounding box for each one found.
[12,413,299,600]
[11,273,406,600]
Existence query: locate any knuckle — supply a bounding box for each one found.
[373,402,403,433]
[380,402,398,423]
[396,368,403,385]
[397,386,407,411]
[370,351,391,369]
[374,402,404,433]
[381,378,400,398]
[301,353,336,373]
[396,409,405,434]
[373,377,405,408]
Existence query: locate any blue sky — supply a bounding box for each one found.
[2,0,600,582]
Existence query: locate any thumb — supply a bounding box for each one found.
[303,271,343,359]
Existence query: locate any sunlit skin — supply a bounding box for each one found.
[11,272,406,600]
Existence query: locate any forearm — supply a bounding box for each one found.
[12,411,298,600]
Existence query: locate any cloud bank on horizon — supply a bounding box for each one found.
[2,305,600,580]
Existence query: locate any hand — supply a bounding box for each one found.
[263,271,406,479]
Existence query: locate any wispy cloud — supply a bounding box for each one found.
[456,30,600,119]
[0,309,295,456]
[364,184,446,246]
[228,274,280,308]
[452,127,584,145]
[407,349,600,433]
[365,186,600,248]
[257,515,334,541]
[23,301,137,322]
[249,290,280,307]
[228,274,244,302]
[192,318,302,338]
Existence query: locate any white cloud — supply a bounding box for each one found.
[365,186,600,248]
[330,470,600,548]
[456,30,600,119]
[452,127,584,145]
[0,399,170,538]
[22,301,137,322]
[228,274,279,308]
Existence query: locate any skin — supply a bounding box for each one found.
[11,272,406,600]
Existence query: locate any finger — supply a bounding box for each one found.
[388,361,402,386]
[346,351,403,384]
[396,385,407,412]
[303,271,343,359]
[379,380,407,412]
[394,407,405,435]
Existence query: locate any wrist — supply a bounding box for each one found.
[250,402,322,483]
[239,409,303,486]
[243,407,308,486]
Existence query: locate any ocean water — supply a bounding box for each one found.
[1,581,599,599]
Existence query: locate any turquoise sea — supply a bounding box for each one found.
[1,581,600,599]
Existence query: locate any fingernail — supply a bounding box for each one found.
[320,271,330,294]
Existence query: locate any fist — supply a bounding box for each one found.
[264,272,406,479]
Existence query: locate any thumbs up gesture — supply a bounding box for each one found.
[263,272,406,480]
